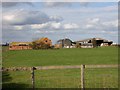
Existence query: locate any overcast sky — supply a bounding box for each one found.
[2,2,118,44]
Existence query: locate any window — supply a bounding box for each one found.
[19,44,27,46]
[10,46,12,48]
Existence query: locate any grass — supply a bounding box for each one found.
[3,68,118,88]
[35,68,118,88]
[2,46,118,88]
[2,46,118,67]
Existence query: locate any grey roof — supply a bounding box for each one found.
[75,38,112,43]
[57,38,72,42]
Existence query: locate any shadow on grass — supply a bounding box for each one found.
[2,71,30,90]
[2,71,12,82]
[2,83,30,90]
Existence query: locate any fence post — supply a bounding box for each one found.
[81,65,85,90]
[31,67,36,90]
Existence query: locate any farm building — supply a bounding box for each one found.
[36,37,52,47]
[32,37,52,49]
[9,42,32,50]
[75,38,113,48]
[56,38,75,48]
[27,37,52,49]
[9,37,52,50]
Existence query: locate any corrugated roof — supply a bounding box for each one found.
[75,38,93,42]
[75,38,112,43]
[57,38,72,42]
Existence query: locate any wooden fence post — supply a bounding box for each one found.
[31,67,36,90]
[81,65,85,90]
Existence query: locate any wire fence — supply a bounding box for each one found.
[35,69,81,88]
[85,68,118,88]
[2,65,118,89]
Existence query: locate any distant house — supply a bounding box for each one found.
[75,38,113,48]
[57,38,75,48]
[9,42,32,50]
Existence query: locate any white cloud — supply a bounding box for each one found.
[35,30,55,34]
[31,24,46,29]
[3,15,15,21]
[14,26,23,30]
[2,10,63,25]
[49,15,63,22]
[86,24,94,28]
[51,22,61,29]
[89,18,100,24]
[21,22,79,31]
[30,22,62,30]
[102,20,118,27]
[85,18,118,31]
[5,17,117,33]
[84,18,100,29]
[63,23,79,29]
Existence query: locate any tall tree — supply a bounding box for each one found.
[92,38,97,48]
[31,37,52,49]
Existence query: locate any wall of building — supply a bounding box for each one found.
[9,45,32,50]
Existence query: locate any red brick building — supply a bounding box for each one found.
[9,42,32,50]
[9,37,52,50]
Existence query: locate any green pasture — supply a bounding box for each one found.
[2,46,118,88]
[3,68,118,88]
[2,46,118,67]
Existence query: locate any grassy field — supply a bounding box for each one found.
[2,46,118,67]
[2,46,118,88]
[3,68,118,88]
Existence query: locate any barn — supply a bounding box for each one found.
[75,38,113,48]
[57,38,74,48]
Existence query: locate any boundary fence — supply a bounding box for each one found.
[2,64,118,89]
